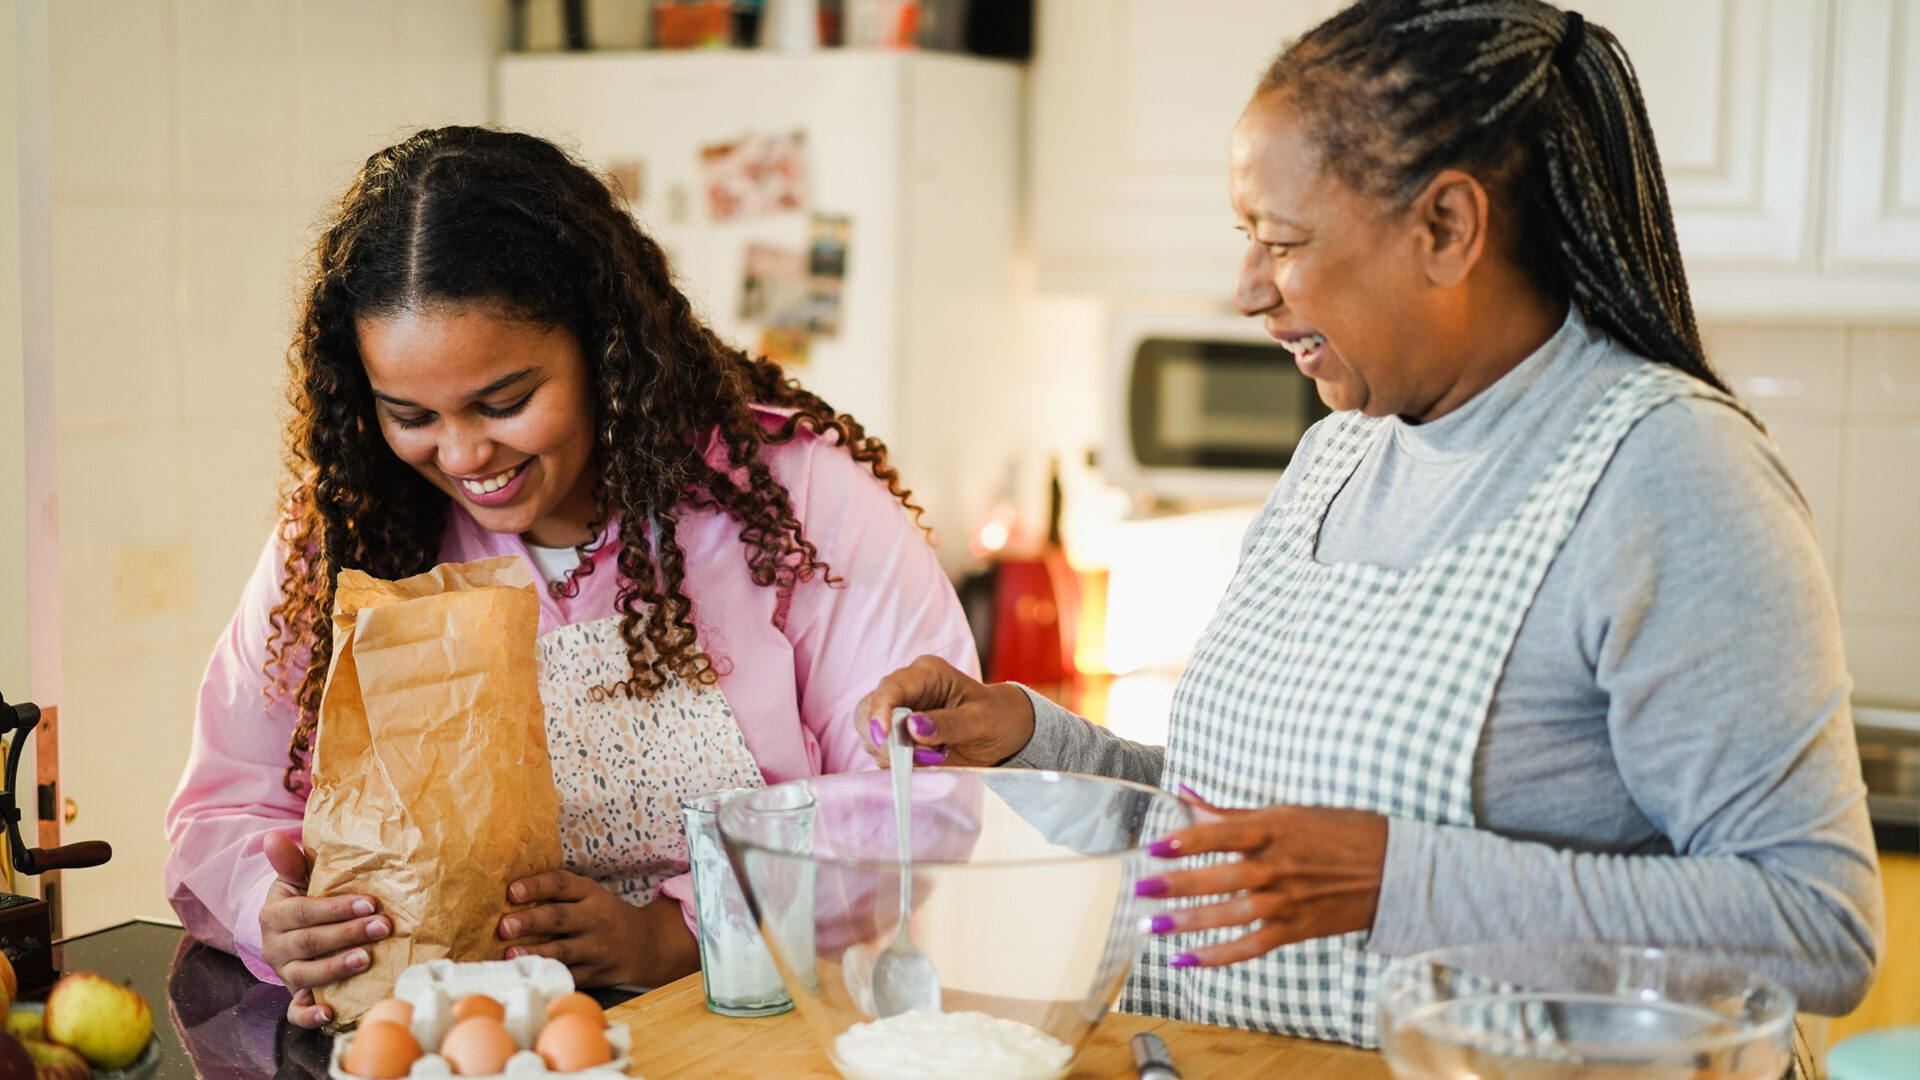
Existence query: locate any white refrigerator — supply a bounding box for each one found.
[499,50,1028,572]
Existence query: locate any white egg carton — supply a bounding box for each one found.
[327,956,636,1079]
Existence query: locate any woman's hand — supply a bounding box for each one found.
[852,655,1036,768]
[501,872,699,988]
[259,830,391,1028]
[1139,790,1389,967]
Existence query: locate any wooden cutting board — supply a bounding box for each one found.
[607,974,1391,1079]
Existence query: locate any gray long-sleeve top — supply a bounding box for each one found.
[1009,314,1884,1015]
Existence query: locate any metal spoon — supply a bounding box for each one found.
[869,706,942,1017]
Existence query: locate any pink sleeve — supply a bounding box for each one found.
[163,529,310,984]
[658,439,980,939]
[781,439,981,775]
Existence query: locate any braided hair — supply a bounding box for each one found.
[1259,0,1728,392]
[265,126,922,793]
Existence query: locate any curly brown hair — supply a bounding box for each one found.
[265,126,922,793]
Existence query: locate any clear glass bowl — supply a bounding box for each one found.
[718,768,1191,1080]
[1379,942,1797,1080]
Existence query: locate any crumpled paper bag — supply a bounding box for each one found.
[306,555,563,1025]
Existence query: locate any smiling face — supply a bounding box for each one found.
[1230,91,1491,420]
[357,303,598,548]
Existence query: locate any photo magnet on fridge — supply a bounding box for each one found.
[701,131,808,221]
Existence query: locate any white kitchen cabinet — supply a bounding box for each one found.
[1030,0,1920,320]
[1028,0,1344,297]
[1829,0,1920,270]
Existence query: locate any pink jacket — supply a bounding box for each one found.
[163,418,978,982]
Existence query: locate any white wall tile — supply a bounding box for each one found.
[400,0,501,129]
[1765,417,1844,582]
[1843,616,1920,705]
[57,641,195,934]
[56,429,189,665]
[1838,421,1920,621]
[295,0,407,201]
[50,202,177,435]
[174,0,295,200]
[1702,323,1849,415]
[176,206,305,425]
[181,424,284,649]
[1848,327,1920,418]
[48,0,173,199]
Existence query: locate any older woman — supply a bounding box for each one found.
[855,0,1883,1049]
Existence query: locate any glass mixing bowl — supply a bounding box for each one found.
[718,768,1192,1080]
[1379,942,1796,1080]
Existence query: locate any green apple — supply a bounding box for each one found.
[19,1039,88,1080]
[0,1014,37,1045]
[42,972,152,1070]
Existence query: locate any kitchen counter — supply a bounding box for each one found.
[59,921,1386,1079]
[608,974,1390,1079]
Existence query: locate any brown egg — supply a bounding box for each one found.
[534,1012,613,1071]
[544,991,605,1026]
[362,998,414,1030]
[451,994,506,1023]
[343,1020,422,1079]
[438,1016,518,1076]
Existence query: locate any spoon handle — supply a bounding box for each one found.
[888,706,915,922]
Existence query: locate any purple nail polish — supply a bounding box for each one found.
[1134,877,1169,898]
[1148,837,1182,858]
[1169,952,1200,968]
[1177,783,1203,802]
[870,718,885,745]
[1149,914,1177,934]
[910,713,936,737]
[913,747,946,767]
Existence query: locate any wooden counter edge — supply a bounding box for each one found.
[608,974,1390,1079]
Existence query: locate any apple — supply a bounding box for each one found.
[19,1040,87,1080]
[0,1015,37,1045]
[42,973,151,1071]
[0,1033,31,1080]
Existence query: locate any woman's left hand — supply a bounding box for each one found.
[499,871,699,987]
[1141,791,1390,967]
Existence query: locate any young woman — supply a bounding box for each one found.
[165,126,977,1027]
[857,0,1882,1051]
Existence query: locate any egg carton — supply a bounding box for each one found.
[327,957,636,1080]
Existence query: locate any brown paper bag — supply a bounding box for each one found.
[305,555,563,1024]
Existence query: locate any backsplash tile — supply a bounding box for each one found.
[1839,422,1920,622]
[1704,324,1849,414]
[1843,616,1920,706]
[1848,327,1920,418]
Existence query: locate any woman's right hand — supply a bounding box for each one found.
[853,655,1036,768]
[260,830,390,1028]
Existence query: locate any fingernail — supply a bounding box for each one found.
[509,883,528,903]
[1149,914,1177,935]
[501,918,521,938]
[1134,877,1169,898]
[506,947,525,959]
[1177,783,1203,802]
[910,713,936,737]
[351,899,374,917]
[345,948,369,971]
[367,918,389,939]
[870,718,885,746]
[1169,952,1200,968]
[1148,837,1182,858]
[913,747,946,767]
[317,1007,333,1023]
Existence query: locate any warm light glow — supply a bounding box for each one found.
[977,520,1010,552]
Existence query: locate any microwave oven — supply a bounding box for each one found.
[1103,310,1331,504]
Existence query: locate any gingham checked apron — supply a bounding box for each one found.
[1120,363,1755,1047]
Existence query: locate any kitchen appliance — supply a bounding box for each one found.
[0,691,114,992]
[1856,705,1920,854]
[500,50,1024,575]
[1104,309,1329,506]
[719,769,1192,1078]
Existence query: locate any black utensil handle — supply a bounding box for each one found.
[23,841,112,873]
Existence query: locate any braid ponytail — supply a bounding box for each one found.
[1261,0,1728,392]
